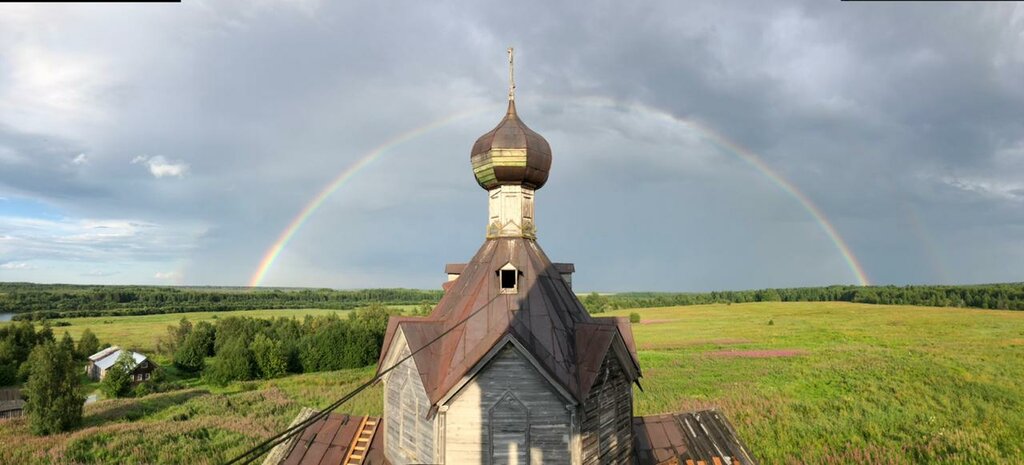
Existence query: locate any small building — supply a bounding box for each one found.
[86,346,155,383]
[0,388,25,420]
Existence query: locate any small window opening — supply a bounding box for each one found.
[500,269,517,290]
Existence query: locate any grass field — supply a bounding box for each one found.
[2,301,1023,464]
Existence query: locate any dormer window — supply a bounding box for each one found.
[499,263,518,293]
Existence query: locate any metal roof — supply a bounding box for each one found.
[380,237,640,405]
[446,262,574,275]
[93,349,147,370]
[271,411,386,465]
[88,346,120,362]
[470,100,552,190]
[634,410,758,465]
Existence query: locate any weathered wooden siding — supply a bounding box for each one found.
[580,350,633,465]
[444,344,571,465]
[383,338,435,464]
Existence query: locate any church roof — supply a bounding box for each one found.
[633,410,759,465]
[379,237,641,405]
[470,100,552,190]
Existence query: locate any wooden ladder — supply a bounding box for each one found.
[343,416,379,465]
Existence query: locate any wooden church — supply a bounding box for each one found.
[270,52,756,465]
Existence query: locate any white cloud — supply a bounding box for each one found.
[0,215,202,263]
[940,176,1024,202]
[72,153,88,165]
[154,271,182,280]
[83,270,117,277]
[131,155,190,178]
[0,262,34,270]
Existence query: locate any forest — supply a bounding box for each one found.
[0,283,441,320]
[2,282,1023,321]
[593,282,1024,311]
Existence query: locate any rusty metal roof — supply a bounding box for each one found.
[446,262,574,276]
[633,410,758,465]
[273,412,386,465]
[576,317,642,399]
[380,237,640,405]
[470,100,552,190]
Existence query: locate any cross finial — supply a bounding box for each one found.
[507,47,515,102]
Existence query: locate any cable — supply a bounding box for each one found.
[225,292,501,465]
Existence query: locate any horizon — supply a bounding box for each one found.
[2,2,1023,291]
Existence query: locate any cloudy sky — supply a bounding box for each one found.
[0,1,1022,291]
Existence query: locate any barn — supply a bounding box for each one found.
[270,53,756,465]
[0,388,25,420]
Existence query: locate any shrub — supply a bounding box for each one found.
[99,351,135,399]
[629,312,641,323]
[174,331,207,373]
[132,382,152,397]
[250,334,288,379]
[205,339,254,386]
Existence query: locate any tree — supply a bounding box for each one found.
[59,332,75,358]
[205,338,254,386]
[77,329,100,360]
[174,330,207,373]
[250,333,288,379]
[583,292,609,314]
[23,342,84,435]
[99,351,135,399]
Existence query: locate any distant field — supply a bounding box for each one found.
[2,302,1023,464]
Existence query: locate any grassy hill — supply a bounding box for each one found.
[2,301,1023,464]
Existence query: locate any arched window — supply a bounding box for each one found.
[489,391,529,465]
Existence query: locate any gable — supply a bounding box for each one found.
[442,336,575,408]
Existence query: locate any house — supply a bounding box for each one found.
[270,52,756,465]
[0,388,25,420]
[86,346,155,383]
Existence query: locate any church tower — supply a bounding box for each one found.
[377,49,642,465]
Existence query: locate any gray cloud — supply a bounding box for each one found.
[0,1,1021,289]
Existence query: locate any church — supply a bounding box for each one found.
[269,52,756,465]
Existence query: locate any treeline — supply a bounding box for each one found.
[160,304,394,386]
[0,283,442,320]
[582,283,1024,313]
[1,321,103,386]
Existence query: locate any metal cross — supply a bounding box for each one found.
[508,47,515,101]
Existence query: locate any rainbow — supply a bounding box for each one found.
[247,104,500,287]
[250,97,870,287]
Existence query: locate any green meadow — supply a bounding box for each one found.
[2,301,1023,464]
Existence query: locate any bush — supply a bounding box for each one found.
[99,351,135,399]
[205,339,254,386]
[250,334,288,379]
[629,312,641,323]
[132,382,152,397]
[24,341,84,435]
[174,331,207,373]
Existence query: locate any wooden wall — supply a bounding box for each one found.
[579,350,633,465]
[444,344,571,465]
[383,340,436,464]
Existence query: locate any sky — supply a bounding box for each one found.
[0,1,1022,292]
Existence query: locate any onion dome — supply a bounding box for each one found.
[470,99,552,190]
